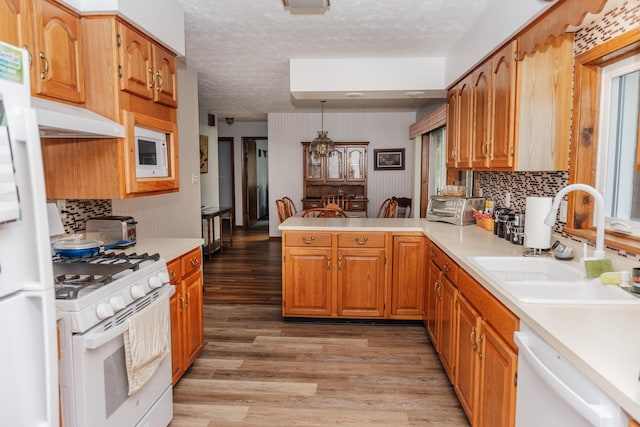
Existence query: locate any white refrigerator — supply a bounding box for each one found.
[0,41,59,426]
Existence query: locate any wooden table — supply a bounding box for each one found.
[201,206,233,258]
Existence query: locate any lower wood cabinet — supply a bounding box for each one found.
[167,247,204,385]
[390,235,426,319]
[281,230,423,319]
[336,232,386,317]
[426,240,519,427]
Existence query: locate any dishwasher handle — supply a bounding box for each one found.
[514,331,615,427]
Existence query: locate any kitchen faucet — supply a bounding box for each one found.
[544,183,605,259]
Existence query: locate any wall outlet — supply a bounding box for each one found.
[559,200,568,222]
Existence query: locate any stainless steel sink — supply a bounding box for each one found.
[467,256,640,304]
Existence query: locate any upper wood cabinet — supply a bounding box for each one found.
[470,41,518,170]
[0,0,85,104]
[40,15,180,200]
[447,74,473,169]
[301,141,368,211]
[118,22,178,108]
[447,35,571,172]
[515,33,573,171]
[0,0,30,52]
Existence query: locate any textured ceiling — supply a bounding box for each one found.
[175,0,495,121]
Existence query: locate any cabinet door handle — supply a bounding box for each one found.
[301,236,315,244]
[156,71,163,91]
[185,290,191,308]
[443,264,451,272]
[354,236,368,245]
[327,257,331,271]
[469,328,476,346]
[179,294,185,313]
[190,257,199,266]
[170,270,177,281]
[338,256,342,271]
[39,51,48,79]
[148,67,155,89]
[477,334,484,359]
[430,250,436,257]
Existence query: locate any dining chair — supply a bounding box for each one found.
[282,196,298,217]
[377,198,398,218]
[302,207,348,218]
[276,199,289,223]
[392,197,412,218]
[321,193,353,211]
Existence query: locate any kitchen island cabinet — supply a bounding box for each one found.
[282,228,427,320]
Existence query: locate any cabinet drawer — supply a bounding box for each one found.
[303,200,323,209]
[458,268,519,350]
[350,201,367,211]
[338,232,385,248]
[181,247,202,277]
[429,243,458,282]
[284,231,332,247]
[166,258,181,285]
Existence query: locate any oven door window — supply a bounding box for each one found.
[104,345,129,418]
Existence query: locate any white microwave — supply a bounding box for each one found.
[134,126,169,178]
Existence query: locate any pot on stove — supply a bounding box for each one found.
[52,236,103,258]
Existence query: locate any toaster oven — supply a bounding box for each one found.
[427,196,485,226]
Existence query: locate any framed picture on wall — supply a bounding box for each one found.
[200,135,208,173]
[374,148,405,170]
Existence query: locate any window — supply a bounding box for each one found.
[596,55,640,235]
[569,28,640,252]
[428,126,447,197]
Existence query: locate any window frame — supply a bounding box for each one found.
[568,27,640,253]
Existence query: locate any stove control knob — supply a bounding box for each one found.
[109,296,126,311]
[130,285,146,300]
[158,272,170,284]
[96,303,115,319]
[148,275,163,289]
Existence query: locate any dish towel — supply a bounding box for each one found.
[123,292,170,396]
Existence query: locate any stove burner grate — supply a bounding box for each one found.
[53,252,161,300]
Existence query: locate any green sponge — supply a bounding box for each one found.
[584,258,613,278]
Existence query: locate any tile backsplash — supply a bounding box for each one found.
[56,199,112,234]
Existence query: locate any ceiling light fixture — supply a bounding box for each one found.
[310,100,335,158]
[282,0,330,13]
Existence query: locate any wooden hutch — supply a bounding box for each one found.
[301,141,369,212]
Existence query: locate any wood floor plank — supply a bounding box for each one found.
[170,224,469,426]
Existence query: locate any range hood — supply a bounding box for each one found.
[33,98,125,138]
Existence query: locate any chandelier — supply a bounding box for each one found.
[310,100,335,157]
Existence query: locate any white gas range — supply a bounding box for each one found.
[55,250,174,427]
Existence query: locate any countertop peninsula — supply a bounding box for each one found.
[279,216,640,421]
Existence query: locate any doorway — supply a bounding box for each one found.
[242,136,268,230]
[218,137,235,233]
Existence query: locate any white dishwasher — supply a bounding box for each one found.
[514,324,628,427]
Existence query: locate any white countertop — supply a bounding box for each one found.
[280,217,640,420]
[119,237,204,262]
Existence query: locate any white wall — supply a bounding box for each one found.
[217,121,269,226]
[199,114,219,208]
[112,60,202,239]
[445,0,552,86]
[268,111,417,236]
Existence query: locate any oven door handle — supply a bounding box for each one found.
[81,321,130,351]
[80,286,173,351]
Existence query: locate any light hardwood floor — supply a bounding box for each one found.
[169,223,469,426]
